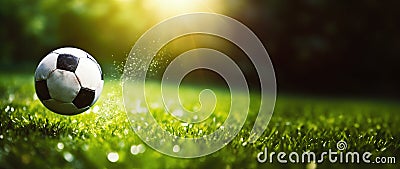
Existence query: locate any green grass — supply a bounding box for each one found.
[0,73,399,169]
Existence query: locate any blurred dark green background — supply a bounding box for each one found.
[1,0,399,98]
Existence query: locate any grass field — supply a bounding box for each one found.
[0,72,399,169]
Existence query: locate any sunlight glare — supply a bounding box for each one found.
[144,0,223,19]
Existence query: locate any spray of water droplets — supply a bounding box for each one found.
[122,13,276,158]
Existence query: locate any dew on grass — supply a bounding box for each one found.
[172,109,183,117]
[4,145,10,153]
[172,145,180,153]
[33,94,38,100]
[57,142,64,150]
[130,145,139,155]
[137,107,148,113]
[150,103,160,109]
[82,144,89,151]
[8,94,15,102]
[138,144,146,153]
[135,100,148,113]
[92,105,100,113]
[181,123,188,127]
[123,129,129,135]
[63,152,74,162]
[306,161,317,169]
[107,152,119,163]
[130,144,146,155]
[159,139,166,145]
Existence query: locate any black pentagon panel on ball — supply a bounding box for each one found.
[35,80,51,100]
[57,54,80,72]
[72,87,95,109]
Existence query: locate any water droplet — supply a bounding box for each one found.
[33,94,38,100]
[173,145,180,153]
[123,129,129,135]
[107,152,119,163]
[181,123,188,127]
[219,126,224,130]
[0,135,3,139]
[118,141,125,148]
[4,145,10,152]
[130,145,139,155]
[57,142,64,150]
[8,94,15,102]
[63,152,74,162]
[92,106,100,113]
[306,161,317,169]
[159,139,166,145]
[172,109,183,117]
[138,144,146,153]
[242,142,248,146]
[151,103,160,108]
[137,107,147,113]
[193,115,198,120]
[82,144,89,151]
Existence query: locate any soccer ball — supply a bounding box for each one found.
[34,47,104,115]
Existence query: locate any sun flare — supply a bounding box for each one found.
[143,0,223,19]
